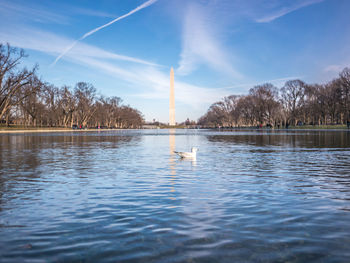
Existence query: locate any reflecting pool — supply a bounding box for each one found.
[1,129,350,262]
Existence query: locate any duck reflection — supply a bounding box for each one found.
[177,153,197,167]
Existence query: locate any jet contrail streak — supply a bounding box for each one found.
[52,0,158,66]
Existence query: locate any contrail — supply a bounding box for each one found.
[52,0,158,65]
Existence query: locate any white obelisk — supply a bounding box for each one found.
[169,67,175,126]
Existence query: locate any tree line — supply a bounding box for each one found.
[0,43,143,128]
[198,69,350,128]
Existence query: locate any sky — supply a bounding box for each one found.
[1,0,350,123]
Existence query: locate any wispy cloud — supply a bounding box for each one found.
[255,0,324,23]
[177,3,242,79]
[69,7,116,18]
[0,0,68,24]
[53,0,158,65]
[324,64,344,73]
[223,76,302,94]
[134,68,229,107]
[65,48,229,121]
[0,25,226,120]
[74,56,228,109]
[0,26,158,67]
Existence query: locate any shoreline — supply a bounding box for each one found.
[1,127,349,134]
[0,128,124,134]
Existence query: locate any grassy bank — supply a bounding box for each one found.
[288,124,349,130]
[0,125,70,130]
[203,125,350,130]
[0,126,75,133]
[1,124,349,133]
[0,125,121,133]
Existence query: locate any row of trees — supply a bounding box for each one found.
[198,69,350,128]
[0,43,143,128]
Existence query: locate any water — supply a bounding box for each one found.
[1,129,350,262]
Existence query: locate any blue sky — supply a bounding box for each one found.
[1,0,350,123]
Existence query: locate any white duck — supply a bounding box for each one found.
[174,147,198,159]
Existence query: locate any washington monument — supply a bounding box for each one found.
[169,67,175,126]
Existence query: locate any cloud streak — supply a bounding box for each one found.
[53,0,158,65]
[222,76,302,94]
[70,6,116,18]
[255,0,324,23]
[177,3,242,79]
[0,26,158,66]
[0,25,226,121]
[324,64,344,73]
[0,0,68,24]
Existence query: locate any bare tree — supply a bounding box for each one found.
[322,80,342,124]
[95,96,122,128]
[236,95,255,126]
[280,80,306,126]
[249,83,280,126]
[57,86,76,127]
[339,68,350,122]
[0,43,38,123]
[18,78,45,126]
[43,84,60,126]
[118,106,143,128]
[74,82,97,127]
[208,101,229,127]
[198,68,350,128]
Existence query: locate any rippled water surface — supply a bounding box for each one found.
[1,129,350,262]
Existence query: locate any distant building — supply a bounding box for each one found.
[169,67,175,126]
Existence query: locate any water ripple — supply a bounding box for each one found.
[1,130,350,262]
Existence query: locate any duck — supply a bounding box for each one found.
[174,147,198,159]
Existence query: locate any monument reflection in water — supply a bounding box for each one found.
[169,129,176,196]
